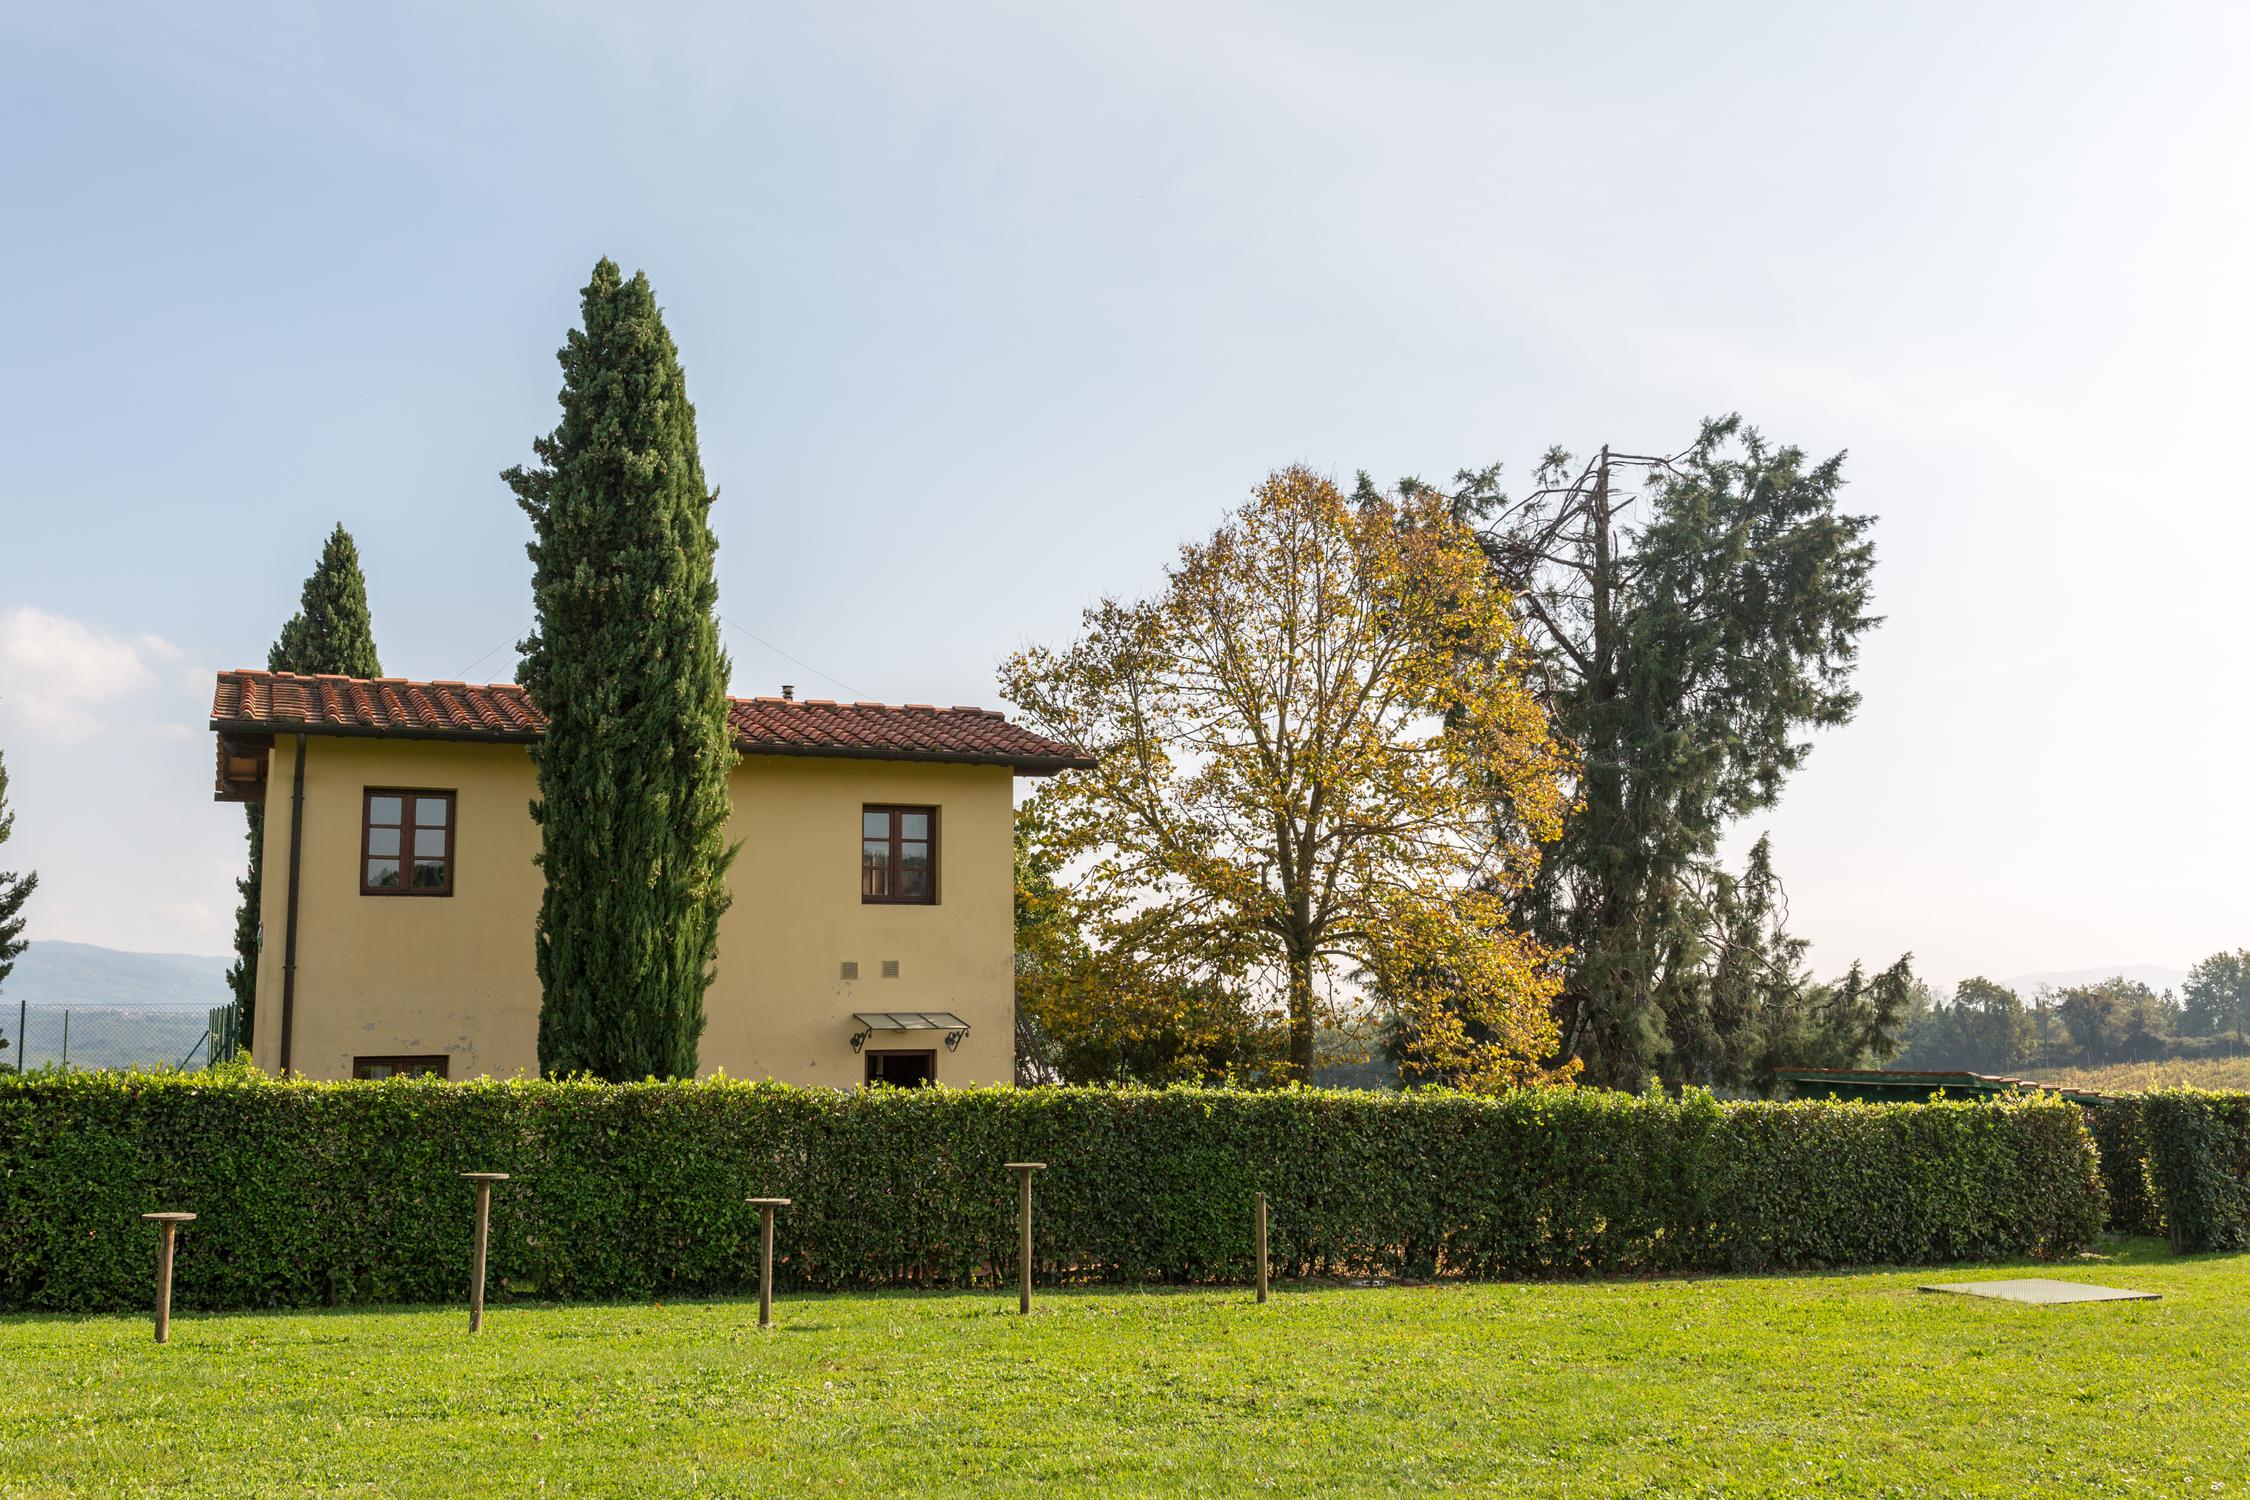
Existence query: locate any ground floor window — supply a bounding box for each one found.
[353,1055,450,1080]
[865,1049,936,1087]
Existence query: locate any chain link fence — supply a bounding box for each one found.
[0,1001,239,1074]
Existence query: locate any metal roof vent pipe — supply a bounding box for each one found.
[781,684,795,701]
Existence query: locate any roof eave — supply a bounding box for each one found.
[212,718,1097,774]
[210,718,541,746]
[734,742,1095,775]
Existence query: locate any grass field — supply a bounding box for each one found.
[2036,1055,2250,1093]
[3,1239,2244,1498]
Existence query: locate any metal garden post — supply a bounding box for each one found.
[142,1212,195,1343]
[460,1172,509,1332]
[1255,1191,1269,1304]
[748,1198,791,1329]
[1004,1163,1046,1314]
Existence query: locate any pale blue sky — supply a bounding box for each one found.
[1,1,2243,984]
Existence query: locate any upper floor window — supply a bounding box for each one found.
[861,805,937,904]
[363,789,455,896]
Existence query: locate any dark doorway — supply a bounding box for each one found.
[865,1049,937,1087]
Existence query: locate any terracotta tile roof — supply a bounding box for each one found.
[210,670,1094,775]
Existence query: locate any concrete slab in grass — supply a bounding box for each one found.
[1918,1278,2159,1305]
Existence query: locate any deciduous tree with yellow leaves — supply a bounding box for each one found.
[1002,467,1576,1088]
[1012,802,1282,1085]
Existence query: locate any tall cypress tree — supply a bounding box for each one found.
[270,526,383,680]
[506,259,736,1081]
[226,526,383,1049]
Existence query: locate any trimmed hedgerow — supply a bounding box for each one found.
[2087,1102,2163,1238]
[2108,1091,2250,1253]
[0,1072,2103,1313]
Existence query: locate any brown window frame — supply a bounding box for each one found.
[361,788,458,897]
[352,1055,451,1080]
[860,804,939,905]
[864,1049,937,1087]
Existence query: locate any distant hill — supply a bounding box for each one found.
[2,941,232,1010]
[1996,964,2191,995]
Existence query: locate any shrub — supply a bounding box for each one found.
[0,1073,2103,1313]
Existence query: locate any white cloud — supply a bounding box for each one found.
[0,607,181,743]
[153,898,233,953]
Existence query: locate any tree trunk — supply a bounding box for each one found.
[1287,947,1316,1080]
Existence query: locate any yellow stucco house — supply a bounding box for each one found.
[210,669,1090,1085]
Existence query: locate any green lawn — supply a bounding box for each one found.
[2,1239,2243,1498]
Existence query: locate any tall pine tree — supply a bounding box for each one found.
[1411,417,1884,1088]
[506,259,737,1081]
[225,525,382,1049]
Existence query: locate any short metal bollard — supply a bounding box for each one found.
[460,1172,510,1333]
[142,1212,196,1344]
[1254,1191,1269,1304]
[748,1197,791,1329]
[1004,1163,1046,1314]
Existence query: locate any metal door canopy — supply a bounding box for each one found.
[849,1011,972,1052]
[852,1011,971,1032]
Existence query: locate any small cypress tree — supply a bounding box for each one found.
[226,526,383,1048]
[0,751,34,978]
[506,259,737,1081]
[0,749,35,1069]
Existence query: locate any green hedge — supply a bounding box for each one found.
[2099,1091,2250,1252]
[0,1073,2104,1313]
[2087,1102,2162,1237]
